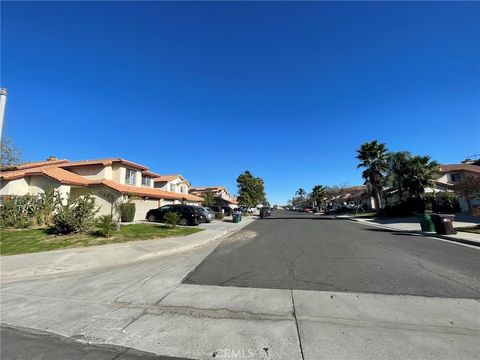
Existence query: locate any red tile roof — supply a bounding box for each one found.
[190,186,228,193]
[15,159,69,170]
[0,165,90,186]
[190,186,237,204]
[93,180,203,201]
[439,164,480,174]
[59,158,148,171]
[154,174,184,182]
[41,168,92,186]
[0,157,202,202]
[142,170,162,178]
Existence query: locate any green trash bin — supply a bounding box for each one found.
[232,213,241,223]
[417,214,435,232]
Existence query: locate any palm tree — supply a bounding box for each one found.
[296,188,307,199]
[311,185,327,208]
[386,151,412,201]
[403,155,439,199]
[356,141,388,210]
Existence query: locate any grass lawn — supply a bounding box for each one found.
[456,226,480,235]
[0,224,202,256]
[353,212,378,218]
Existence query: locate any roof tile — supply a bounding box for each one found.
[439,164,480,174]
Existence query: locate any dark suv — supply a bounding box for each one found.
[146,205,205,226]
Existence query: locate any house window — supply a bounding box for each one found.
[141,176,151,187]
[180,185,187,194]
[169,183,176,192]
[450,173,461,183]
[125,169,136,185]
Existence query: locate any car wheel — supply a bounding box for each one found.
[147,214,156,222]
[178,218,188,226]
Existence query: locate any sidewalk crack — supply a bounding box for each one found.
[290,290,305,360]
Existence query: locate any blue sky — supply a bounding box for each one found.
[1,2,479,204]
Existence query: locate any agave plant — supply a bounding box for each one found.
[97,214,116,238]
[164,211,180,229]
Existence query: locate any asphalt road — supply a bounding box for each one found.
[0,325,191,360]
[185,211,480,298]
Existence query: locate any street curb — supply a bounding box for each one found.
[0,218,257,280]
[135,217,258,260]
[341,217,480,248]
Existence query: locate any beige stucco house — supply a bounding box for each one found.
[434,162,480,212]
[0,157,203,221]
[154,175,191,197]
[369,161,480,212]
[189,186,238,209]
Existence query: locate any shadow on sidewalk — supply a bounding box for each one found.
[363,228,424,236]
[260,216,339,221]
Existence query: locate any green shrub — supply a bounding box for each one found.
[51,194,98,234]
[164,211,180,228]
[97,214,116,238]
[215,212,224,220]
[33,188,61,226]
[0,187,61,229]
[432,192,461,213]
[119,203,136,222]
[379,197,427,217]
[0,196,31,228]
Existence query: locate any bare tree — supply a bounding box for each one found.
[1,137,22,168]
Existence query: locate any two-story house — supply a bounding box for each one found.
[189,186,238,210]
[435,162,480,212]
[153,175,191,196]
[0,157,203,221]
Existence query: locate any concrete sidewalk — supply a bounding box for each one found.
[0,217,256,280]
[342,215,480,246]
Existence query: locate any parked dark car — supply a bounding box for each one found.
[260,207,271,218]
[237,206,248,213]
[146,205,205,226]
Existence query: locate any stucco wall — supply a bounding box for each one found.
[0,178,29,196]
[154,178,189,194]
[160,199,175,207]
[67,165,110,180]
[437,174,449,183]
[29,176,62,194]
[459,197,480,212]
[70,186,122,219]
[112,165,125,184]
[131,199,160,221]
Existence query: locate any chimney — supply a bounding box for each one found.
[47,156,58,162]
